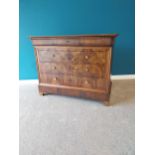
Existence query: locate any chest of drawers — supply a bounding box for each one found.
[30,34,118,105]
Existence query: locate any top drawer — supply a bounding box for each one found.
[36,46,110,64]
[31,37,114,46]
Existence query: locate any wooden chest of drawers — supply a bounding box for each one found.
[30,34,118,105]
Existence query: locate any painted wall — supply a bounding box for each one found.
[19,0,135,80]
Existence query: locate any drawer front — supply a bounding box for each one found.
[40,74,106,90]
[39,63,105,78]
[32,37,114,46]
[37,46,109,64]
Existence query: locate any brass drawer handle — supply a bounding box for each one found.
[52,66,56,70]
[85,55,89,59]
[84,80,89,84]
[53,77,57,81]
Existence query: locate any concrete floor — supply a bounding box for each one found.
[19,80,135,155]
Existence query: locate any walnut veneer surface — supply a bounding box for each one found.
[30,34,118,105]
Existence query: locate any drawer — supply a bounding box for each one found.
[39,63,105,78]
[37,46,109,64]
[40,74,106,90]
[31,36,114,46]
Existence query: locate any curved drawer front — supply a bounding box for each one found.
[39,63,105,78]
[37,46,109,64]
[40,74,106,90]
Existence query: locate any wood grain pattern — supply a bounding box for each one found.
[39,74,107,90]
[36,46,107,64]
[39,63,105,78]
[30,34,118,105]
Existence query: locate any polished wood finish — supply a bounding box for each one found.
[30,34,118,105]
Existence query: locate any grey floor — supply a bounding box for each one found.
[19,80,135,155]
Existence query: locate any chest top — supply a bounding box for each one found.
[30,34,118,47]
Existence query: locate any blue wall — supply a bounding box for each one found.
[19,0,135,80]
